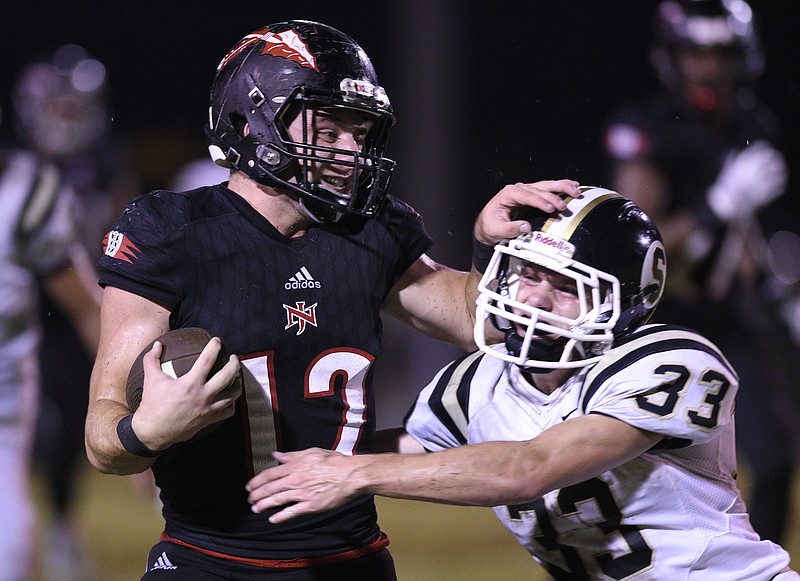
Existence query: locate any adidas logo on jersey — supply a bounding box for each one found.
[285,267,321,290]
[150,551,177,571]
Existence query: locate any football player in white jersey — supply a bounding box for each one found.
[0,144,100,580]
[246,186,798,580]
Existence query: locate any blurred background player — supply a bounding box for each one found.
[0,102,101,580]
[602,0,800,544]
[169,156,230,193]
[10,44,138,579]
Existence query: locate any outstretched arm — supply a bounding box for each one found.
[246,413,661,524]
[383,179,576,350]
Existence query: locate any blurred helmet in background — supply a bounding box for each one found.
[650,0,764,113]
[12,44,110,160]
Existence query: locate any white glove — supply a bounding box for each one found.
[706,140,788,222]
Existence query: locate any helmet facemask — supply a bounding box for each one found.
[272,87,395,223]
[475,231,621,371]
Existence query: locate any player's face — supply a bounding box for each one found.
[513,263,581,336]
[676,45,739,111]
[285,105,374,196]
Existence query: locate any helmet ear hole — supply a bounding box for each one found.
[230,114,247,138]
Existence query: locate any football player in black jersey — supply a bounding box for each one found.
[602,0,799,544]
[84,20,578,580]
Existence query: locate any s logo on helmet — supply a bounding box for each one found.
[641,241,667,308]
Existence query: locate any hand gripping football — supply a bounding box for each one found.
[125,327,240,418]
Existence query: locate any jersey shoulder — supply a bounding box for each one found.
[582,324,738,444]
[0,149,65,242]
[405,349,506,450]
[126,184,236,227]
[603,95,685,161]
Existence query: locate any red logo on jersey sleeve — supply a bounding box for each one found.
[102,230,141,264]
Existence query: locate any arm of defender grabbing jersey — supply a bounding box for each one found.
[246,414,661,523]
[85,286,240,474]
[382,180,577,350]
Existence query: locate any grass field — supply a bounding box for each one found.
[31,460,800,581]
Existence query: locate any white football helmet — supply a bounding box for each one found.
[475,186,667,370]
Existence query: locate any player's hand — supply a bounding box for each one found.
[706,141,788,222]
[132,338,241,451]
[474,179,578,244]
[246,448,360,523]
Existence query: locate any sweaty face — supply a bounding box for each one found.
[284,105,374,197]
[512,263,582,339]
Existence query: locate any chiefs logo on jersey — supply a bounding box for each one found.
[218,27,318,72]
[102,230,141,264]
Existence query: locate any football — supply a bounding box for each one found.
[125,327,239,414]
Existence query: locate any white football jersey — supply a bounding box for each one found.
[405,324,792,580]
[0,149,76,384]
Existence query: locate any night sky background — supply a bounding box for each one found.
[2,1,799,422]
[2,1,798,259]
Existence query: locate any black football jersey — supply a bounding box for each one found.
[602,94,782,292]
[97,184,433,559]
[603,94,782,215]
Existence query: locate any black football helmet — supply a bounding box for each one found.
[475,186,667,370]
[650,0,764,111]
[206,20,396,222]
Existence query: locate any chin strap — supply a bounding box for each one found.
[209,141,347,224]
[505,329,568,372]
[299,197,343,224]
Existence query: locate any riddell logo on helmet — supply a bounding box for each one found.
[525,231,575,261]
[533,232,569,252]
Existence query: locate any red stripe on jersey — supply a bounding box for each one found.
[159,531,390,568]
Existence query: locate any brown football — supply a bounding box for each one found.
[125,327,239,420]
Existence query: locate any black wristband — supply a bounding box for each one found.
[116,414,161,458]
[472,235,495,273]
